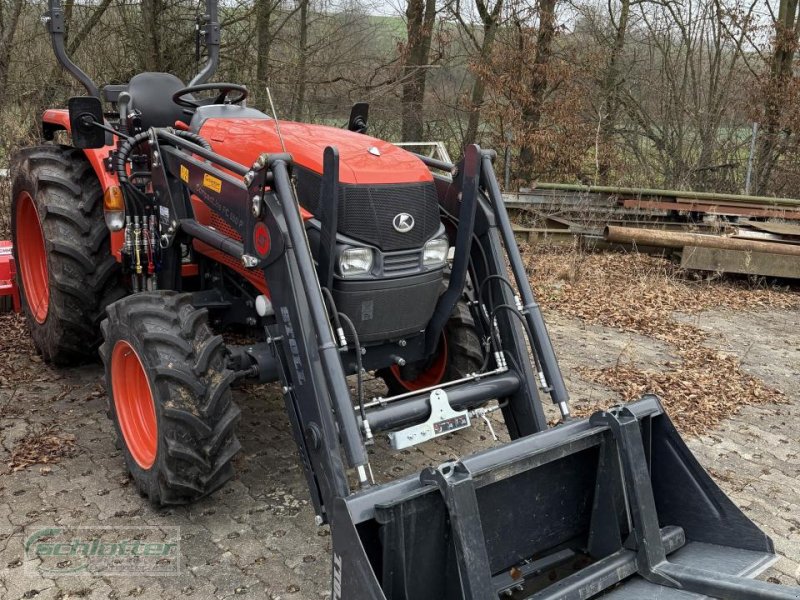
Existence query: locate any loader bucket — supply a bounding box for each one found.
[330,395,799,600]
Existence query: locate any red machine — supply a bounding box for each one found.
[0,240,20,312]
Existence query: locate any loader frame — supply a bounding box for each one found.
[141,128,797,599]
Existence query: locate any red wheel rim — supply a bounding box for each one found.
[111,341,158,469]
[16,192,49,324]
[390,337,448,392]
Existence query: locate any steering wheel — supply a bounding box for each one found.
[172,83,249,109]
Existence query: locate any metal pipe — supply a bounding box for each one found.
[480,153,570,415]
[189,0,220,86]
[363,371,521,433]
[605,225,800,257]
[363,366,509,410]
[179,219,244,258]
[532,182,800,208]
[271,160,368,470]
[411,152,454,173]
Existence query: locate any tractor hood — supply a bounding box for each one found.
[196,118,434,185]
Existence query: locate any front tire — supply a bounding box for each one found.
[100,292,241,505]
[11,145,125,364]
[380,300,483,394]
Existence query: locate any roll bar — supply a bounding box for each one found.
[189,0,221,86]
[45,0,100,98]
[44,0,220,97]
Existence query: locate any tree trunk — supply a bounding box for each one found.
[141,0,163,71]
[754,0,800,194]
[463,0,503,146]
[291,0,309,121]
[517,0,557,181]
[0,0,25,110]
[401,0,437,142]
[596,0,630,182]
[255,0,274,111]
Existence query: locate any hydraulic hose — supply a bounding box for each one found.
[169,128,212,151]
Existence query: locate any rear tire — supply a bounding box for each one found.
[380,299,483,394]
[100,292,241,505]
[10,145,125,364]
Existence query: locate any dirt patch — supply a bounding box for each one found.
[0,313,41,388]
[524,247,800,433]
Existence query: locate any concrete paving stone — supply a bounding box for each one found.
[1,306,798,596]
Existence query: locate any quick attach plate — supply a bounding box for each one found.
[387,389,471,450]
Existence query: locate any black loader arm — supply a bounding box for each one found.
[148,131,369,520]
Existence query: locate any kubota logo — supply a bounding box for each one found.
[392,213,414,233]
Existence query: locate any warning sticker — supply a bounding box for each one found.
[203,173,222,193]
[180,164,189,183]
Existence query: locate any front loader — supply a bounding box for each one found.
[6,1,799,597]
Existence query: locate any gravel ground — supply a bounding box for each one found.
[0,304,798,599]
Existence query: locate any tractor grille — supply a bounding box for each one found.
[295,168,440,251]
[209,211,242,242]
[382,249,422,275]
[332,271,441,343]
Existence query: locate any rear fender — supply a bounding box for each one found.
[42,109,118,191]
[42,109,124,260]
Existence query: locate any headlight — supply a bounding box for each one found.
[339,247,374,277]
[423,237,449,267]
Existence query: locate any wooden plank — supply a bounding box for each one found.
[681,246,800,279]
[743,221,800,237]
[511,226,584,245]
[621,199,800,220]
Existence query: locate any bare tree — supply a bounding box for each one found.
[613,0,754,190]
[516,0,557,181]
[290,0,309,120]
[141,0,164,71]
[753,0,800,193]
[592,0,634,182]
[401,0,437,141]
[448,0,504,146]
[0,0,25,110]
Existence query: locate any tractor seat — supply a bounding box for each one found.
[127,72,192,129]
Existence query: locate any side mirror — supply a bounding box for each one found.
[68,96,106,148]
[347,102,369,134]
